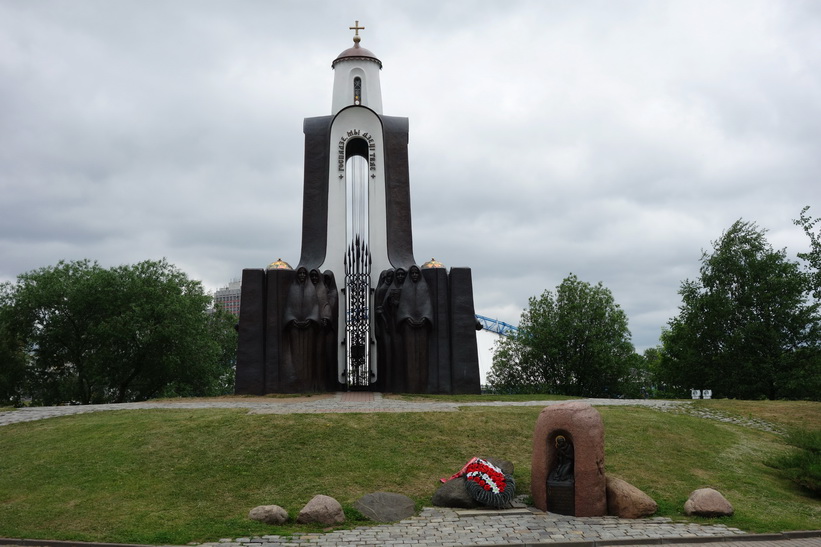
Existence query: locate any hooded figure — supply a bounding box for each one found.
[395,265,433,392]
[322,270,339,389]
[282,267,320,391]
[549,435,575,483]
[310,268,329,391]
[385,268,407,392]
[374,268,395,391]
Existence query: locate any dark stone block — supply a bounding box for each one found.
[298,116,333,269]
[381,115,415,269]
[264,268,295,393]
[235,269,266,395]
[448,267,481,394]
[423,267,451,394]
[547,481,575,516]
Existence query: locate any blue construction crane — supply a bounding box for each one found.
[475,314,518,337]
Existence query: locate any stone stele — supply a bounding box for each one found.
[531,401,607,516]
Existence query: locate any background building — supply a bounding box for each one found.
[214,279,241,316]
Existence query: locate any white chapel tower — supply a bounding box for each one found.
[331,21,383,115]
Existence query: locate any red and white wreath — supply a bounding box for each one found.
[442,457,516,508]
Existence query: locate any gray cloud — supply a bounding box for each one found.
[1,0,817,359]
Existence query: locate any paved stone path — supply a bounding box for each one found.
[1,393,811,547]
[0,393,691,427]
[206,509,753,546]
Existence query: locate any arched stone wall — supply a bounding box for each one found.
[531,401,606,516]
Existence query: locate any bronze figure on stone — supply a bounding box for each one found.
[396,265,432,392]
[282,267,321,391]
[549,435,574,483]
[374,269,395,391]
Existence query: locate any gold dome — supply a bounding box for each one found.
[268,258,293,270]
[422,258,445,269]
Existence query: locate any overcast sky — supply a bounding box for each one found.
[1,0,818,363]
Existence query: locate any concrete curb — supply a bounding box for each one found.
[2,531,820,547]
[476,531,821,547]
[0,540,158,547]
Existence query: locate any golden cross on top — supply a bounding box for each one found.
[349,20,364,43]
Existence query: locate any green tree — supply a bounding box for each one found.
[488,273,635,397]
[0,259,237,405]
[660,220,821,400]
[0,317,27,405]
[794,205,821,299]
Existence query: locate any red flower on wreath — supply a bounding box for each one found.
[464,459,507,494]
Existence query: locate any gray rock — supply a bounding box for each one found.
[684,488,734,517]
[248,504,289,525]
[606,476,657,519]
[354,492,416,522]
[432,457,515,509]
[296,494,345,524]
[432,477,482,508]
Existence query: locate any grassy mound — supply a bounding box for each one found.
[0,400,819,544]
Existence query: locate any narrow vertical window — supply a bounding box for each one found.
[353,77,361,105]
[344,149,370,387]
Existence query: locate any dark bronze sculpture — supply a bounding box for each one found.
[310,268,329,390]
[545,433,576,516]
[387,268,406,392]
[322,270,339,389]
[283,267,321,391]
[549,435,575,483]
[396,265,432,392]
[374,269,395,390]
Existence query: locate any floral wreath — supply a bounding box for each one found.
[441,457,516,508]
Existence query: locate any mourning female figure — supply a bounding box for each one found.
[396,265,433,392]
[283,267,321,391]
[374,269,395,390]
[310,268,329,391]
[382,268,406,391]
[549,435,574,483]
[322,270,339,389]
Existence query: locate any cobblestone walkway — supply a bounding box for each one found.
[203,508,754,547]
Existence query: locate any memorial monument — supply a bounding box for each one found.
[531,402,607,516]
[235,23,481,395]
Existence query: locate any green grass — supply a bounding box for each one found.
[767,428,821,496]
[693,399,821,431]
[0,401,819,544]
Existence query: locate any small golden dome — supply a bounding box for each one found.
[422,258,445,269]
[268,258,293,270]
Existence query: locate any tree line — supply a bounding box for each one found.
[489,208,821,400]
[0,259,237,406]
[2,208,819,405]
